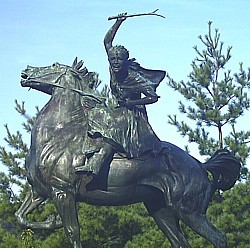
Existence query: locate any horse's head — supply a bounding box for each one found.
[21,58,103,108]
[20,58,89,95]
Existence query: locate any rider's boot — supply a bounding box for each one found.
[75,144,114,176]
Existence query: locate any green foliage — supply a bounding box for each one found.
[207,176,250,247]
[79,204,146,247]
[21,229,36,248]
[0,228,21,248]
[0,99,37,193]
[167,21,250,176]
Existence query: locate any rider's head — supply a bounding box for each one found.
[108,45,129,73]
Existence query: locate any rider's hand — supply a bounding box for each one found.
[117,100,125,107]
[117,13,127,22]
[125,99,135,109]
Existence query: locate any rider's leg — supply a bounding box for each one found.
[75,143,114,175]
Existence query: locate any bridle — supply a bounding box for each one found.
[26,68,103,104]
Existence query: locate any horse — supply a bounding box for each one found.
[15,58,241,248]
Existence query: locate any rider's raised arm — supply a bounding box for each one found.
[104,14,127,53]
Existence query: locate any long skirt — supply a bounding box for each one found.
[88,105,161,158]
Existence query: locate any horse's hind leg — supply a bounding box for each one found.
[15,189,62,229]
[181,213,227,248]
[52,188,82,248]
[145,200,190,248]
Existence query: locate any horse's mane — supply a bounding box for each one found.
[71,57,98,91]
[72,57,88,77]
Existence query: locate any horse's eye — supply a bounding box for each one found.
[52,62,58,67]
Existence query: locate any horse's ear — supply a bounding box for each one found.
[75,60,84,70]
[72,57,78,68]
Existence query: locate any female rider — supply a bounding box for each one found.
[75,14,166,176]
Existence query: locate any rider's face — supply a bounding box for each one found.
[108,50,127,73]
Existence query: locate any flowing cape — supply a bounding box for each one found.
[112,59,166,97]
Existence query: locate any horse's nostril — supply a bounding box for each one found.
[21,72,28,79]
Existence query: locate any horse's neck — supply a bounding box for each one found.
[38,76,86,127]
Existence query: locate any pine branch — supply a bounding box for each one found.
[166,21,249,175]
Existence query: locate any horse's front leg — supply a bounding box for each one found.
[52,188,82,248]
[15,189,44,227]
[15,189,63,229]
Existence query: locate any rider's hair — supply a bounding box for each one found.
[108,45,129,60]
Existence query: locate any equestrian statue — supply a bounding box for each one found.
[15,12,241,248]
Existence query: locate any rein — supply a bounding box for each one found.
[31,69,103,104]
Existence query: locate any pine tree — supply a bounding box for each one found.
[167,21,250,177]
[0,100,36,247]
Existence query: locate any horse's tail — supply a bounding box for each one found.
[203,149,241,195]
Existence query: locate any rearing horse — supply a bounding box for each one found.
[15,58,240,248]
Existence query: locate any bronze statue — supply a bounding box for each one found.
[15,58,240,248]
[15,12,241,248]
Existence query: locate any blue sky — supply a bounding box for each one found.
[1,0,250,162]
